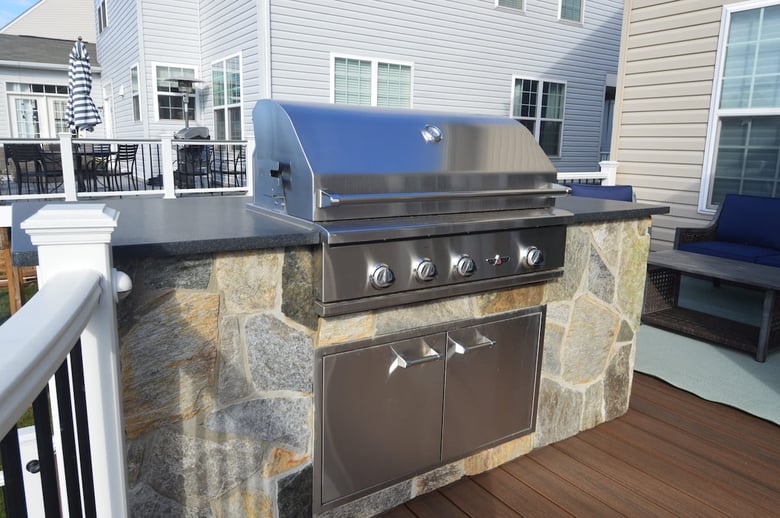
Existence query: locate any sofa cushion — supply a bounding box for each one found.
[756,254,780,267]
[679,241,780,263]
[715,194,780,250]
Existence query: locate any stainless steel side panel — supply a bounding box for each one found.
[320,334,446,505]
[441,311,544,461]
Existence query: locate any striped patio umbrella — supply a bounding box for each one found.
[66,37,101,133]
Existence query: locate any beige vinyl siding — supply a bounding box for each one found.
[1,0,96,41]
[613,0,726,251]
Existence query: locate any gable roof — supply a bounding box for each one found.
[0,34,98,67]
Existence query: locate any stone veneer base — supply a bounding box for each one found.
[118,217,651,517]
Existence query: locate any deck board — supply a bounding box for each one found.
[383,373,780,517]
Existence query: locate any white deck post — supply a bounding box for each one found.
[599,160,619,186]
[21,204,129,518]
[160,134,176,199]
[58,133,78,201]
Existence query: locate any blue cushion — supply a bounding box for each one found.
[756,255,780,267]
[570,183,634,202]
[679,241,780,263]
[716,194,780,250]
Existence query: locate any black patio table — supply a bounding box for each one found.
[642,249,780,362]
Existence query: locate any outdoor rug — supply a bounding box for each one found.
[634,277,780,425]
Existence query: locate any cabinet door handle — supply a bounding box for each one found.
[448,335,496,355]
[391,344,441,369]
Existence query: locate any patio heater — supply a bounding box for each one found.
[168,77,203,129]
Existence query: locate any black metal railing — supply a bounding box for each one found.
[0,137,249,199]
[0,341,97,517]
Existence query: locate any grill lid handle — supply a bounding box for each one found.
[318,183,570,208]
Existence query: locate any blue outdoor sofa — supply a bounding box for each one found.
[674,193,780,267]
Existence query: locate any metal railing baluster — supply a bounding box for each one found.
[0,425,28,517]
[54,357,85,517]
[31,386,61,517]
[70,342,98,518]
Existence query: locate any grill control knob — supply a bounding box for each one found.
[415,258,437,282]
[454,255,477,278]
[369,264,395,289]
[523,246,545,267]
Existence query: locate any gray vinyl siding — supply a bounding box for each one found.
[96,1,143,138]
[140,1,203,137]
[95,0,622,170]
[612,0,724,250]
[199,0,259,140]
[269,0,623,172]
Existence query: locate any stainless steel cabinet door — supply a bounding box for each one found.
[442,312,543,461]
[321,334,446,504]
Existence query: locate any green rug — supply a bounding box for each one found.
[634,277,780,425]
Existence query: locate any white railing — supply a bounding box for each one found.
[557,160,618,186]
[0,204,130,517]
[0,134,253,202]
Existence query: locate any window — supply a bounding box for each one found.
[212,55,242,140]
[560,0,583,22]
[511,77,566,156]
[703,1,780,208]
[131,66,141,121]
[154,65,196,122]
[497,0,524,10]
[7,83,69,138]
[97,0,107,33]
[333,56,412,108]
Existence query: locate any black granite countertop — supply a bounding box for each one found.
[10,195,669,266]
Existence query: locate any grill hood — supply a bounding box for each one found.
[250,100,568,224]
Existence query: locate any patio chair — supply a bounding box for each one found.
[212,145,246,187]
[4,143,64,195]
[94,144,139,191]
[174,143,213,188]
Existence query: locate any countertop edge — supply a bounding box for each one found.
[10,197,671,266]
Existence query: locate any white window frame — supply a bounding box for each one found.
[6,83,69,138]
[151,63,198,123]
[495,0,525,12]
[97,0,108,33]
[211,53,244,140]
[330,53,414,108]
[510,75,567,158]
[559,0,585,24]
[131,64,141,122]
[700,0,780,213]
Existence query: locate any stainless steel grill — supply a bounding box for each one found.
[250,100,572,315]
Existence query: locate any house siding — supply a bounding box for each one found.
[269,0,624,172]
[199,0,259,139]
[1,0,96,42]
[612,0,725,250]
[98,0,623,170]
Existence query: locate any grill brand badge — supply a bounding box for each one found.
[487,254,511,266]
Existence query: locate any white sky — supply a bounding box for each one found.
[0,0,39,30]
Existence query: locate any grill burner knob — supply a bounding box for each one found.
[369,264,395,289]
[454,255,477,277]
[524,246,545,267]
[415,259,437,282]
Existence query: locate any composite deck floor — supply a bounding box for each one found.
[383,373,780,517]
